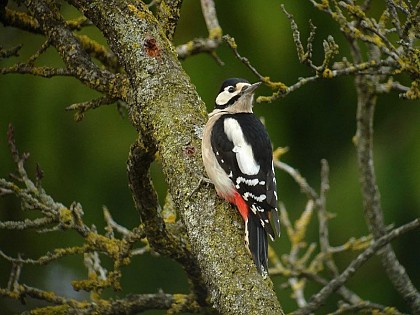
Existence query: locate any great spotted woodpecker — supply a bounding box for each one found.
[202,78,280,277]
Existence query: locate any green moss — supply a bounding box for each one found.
[322,68,333,78]
[59,207,73,226]
[209,27,222,40]
[30,305,70,315]
[344,3,366,18]
[224,36,237,49]
[86,232,121,258]
[52,245,86,257]
[5,8,39,30]
[404,79,420,100]
[72,278,108,292]
[127,4,147,20]
[317,0,330,10]
[168,294,188,314]
[257,95,277,103]
[262,77,288,91]
[256,80,288,103]
[383,306,399,314]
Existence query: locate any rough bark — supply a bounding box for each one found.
[68,0,283,313]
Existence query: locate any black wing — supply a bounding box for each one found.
[210,113,280,239]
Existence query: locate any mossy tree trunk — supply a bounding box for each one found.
[69,0,283,313]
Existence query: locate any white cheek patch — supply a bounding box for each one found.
[223,118,260,175]
[215,83,249,106]
[215,90,234,106]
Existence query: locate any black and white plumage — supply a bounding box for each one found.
[202,78,280,277]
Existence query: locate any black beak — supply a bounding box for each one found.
[241,82,262,95]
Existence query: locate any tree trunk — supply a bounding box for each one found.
[70,0,283,313]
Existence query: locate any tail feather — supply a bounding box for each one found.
[246,214,269,278]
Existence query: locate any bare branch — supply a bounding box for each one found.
[270,1,420,105]
[0,217,55,230]
[274,159,318,201]
[83,251,108,299]
[288,201,315,307]
[75,34,120,71]
[103,207,132,236]
[385,0,402,37]
[281,5,318,70]
[0,7,40,33]
[292,218,420,315]
[156,0,183,41]
[223,34,266,82]
[0,63,72,77]
[353,51,420,310]
[317,160,340,276]
[127,138,185,258]
[271,158,365,308]
[24,0,129,99]
[7,254,22,292]
[176,0,222,60]
[330,301,404,315]
[65,96,119,121]
[0,285,201,314]
[0,5,92,34]
[200,0,221,39]
[91,292,201,314]
[176,37,221,60]
[402,1,420,40]
[0,246,87,266]
[0,127,149,302]
[0,45,22,59]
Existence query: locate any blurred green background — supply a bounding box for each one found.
[1,1,419,313]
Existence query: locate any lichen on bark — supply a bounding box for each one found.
[68,0,283,313]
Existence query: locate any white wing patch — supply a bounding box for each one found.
[223,118,260,175]
[236,176,259,188]
[243,192,267,202]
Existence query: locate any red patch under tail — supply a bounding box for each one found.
[230,191,249,222]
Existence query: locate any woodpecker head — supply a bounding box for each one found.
[215,78,261,112]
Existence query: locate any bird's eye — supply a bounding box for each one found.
[228,87,235,93]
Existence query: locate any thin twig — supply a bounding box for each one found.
[200,0,221,39]
[0,217,55,230]
[175,0,222,61]
[317,160,339,275]
[27,38,51,65]
[0,63,72,77]
[24,0,129,99]
[0,45,22,59]
[330,301,405,315]
[223,34,265,82]
[292,218,420,315]
[65,95,118,121]
[176,38,221,60]
[354,47,420,310]
[274,159,318,201]
[7,254,22,292]
[103,207,131,236]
